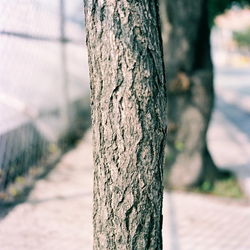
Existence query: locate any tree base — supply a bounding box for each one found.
[164,145,234,191]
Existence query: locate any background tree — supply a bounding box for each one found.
[160,0,249,189]
[160,0,221,189]
[84,1,167,249]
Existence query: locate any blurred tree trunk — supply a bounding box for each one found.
[84,1,167,249]
[160,0,220,188]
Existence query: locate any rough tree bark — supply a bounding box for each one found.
[160,0,220,188]
[84,1,167,249]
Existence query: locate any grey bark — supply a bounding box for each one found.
[160,0,217,188]
[84,1,167,249]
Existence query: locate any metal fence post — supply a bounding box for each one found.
[60,0,70,132]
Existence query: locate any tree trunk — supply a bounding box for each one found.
[160,0,218,188]
[84,1,167,249]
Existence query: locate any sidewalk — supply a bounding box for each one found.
[208,96,250,198]
[0,132,93,250]
[0,130,250,250]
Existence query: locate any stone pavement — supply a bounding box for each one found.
[0,132,93,250]
[163,192,250,250]
[0,130,250,250]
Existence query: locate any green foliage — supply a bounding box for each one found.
[233,26,250,47]
[195,177,244,199]
[208,0,250,26]
[212,177,243,198]
[174,141,184,152]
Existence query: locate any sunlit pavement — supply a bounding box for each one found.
[0,131,93,250]
[0,130,250,250]
[163,192,250,250]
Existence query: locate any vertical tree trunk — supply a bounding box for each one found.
[84,1,167,249]
[160,0,218,188]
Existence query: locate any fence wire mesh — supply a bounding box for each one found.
[0,0,90,197]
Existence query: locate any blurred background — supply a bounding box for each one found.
[209,5,250,196]
[0,0,90,195]
[0,1,249,250]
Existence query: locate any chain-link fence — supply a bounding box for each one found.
[0,0,90,198]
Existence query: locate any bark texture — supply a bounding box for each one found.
[160,0,217,188]
[84,1,167,249]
